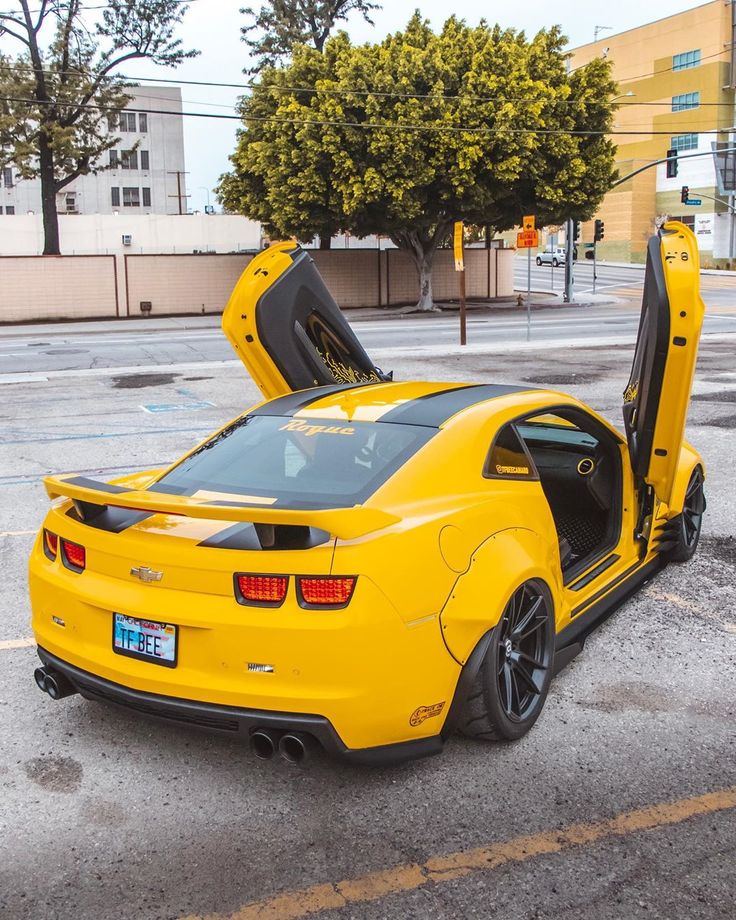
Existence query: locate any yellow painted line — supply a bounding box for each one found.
[182,786,736,920]
[0,637,36,650]
[0,530,36,537]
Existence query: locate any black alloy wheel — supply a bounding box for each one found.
[669,467,705,562]
[459,580,555,742]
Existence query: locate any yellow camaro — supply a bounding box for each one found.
[29,222,706,765]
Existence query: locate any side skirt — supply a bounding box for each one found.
[553,554,664,674]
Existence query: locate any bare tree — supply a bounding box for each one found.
[241,0,379,72]
[0,1,198,254]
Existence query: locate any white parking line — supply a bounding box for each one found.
[0,637,36,650]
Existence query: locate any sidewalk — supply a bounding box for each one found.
[0,292,625,336]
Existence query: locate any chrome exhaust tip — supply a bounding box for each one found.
[250,729,278,760]
[278,732,310,765]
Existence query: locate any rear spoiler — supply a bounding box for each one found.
[44,475,399,541]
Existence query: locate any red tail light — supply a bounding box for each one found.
[298,576,356,608]
[43,529,58,560]
[235,574,288,607]
[61,539,86,572]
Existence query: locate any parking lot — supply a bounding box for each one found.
[1,316,735,920]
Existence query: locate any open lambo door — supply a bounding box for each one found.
[223,242,388,399]
[623,221,705,510]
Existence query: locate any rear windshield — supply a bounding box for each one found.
[151,415,435,508]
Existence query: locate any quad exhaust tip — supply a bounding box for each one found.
[34,666,78,700]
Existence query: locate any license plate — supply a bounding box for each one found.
[113,613,177,668]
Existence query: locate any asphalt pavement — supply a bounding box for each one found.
[1,318,735,920]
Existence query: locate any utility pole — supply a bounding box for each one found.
[167,170,190,215]
[564,218,575,303]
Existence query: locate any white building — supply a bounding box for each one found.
[0,86,187,217]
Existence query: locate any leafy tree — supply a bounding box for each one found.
[220,15,617,309]
[240,0,379,73]
[0,1,197,254]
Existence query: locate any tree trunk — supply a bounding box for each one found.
[414,250,436,311]
[319,233,332,250]
[39,131,60,255]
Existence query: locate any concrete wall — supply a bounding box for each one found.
[0,213,262,257]
[0,247,515,323]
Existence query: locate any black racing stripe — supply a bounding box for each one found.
[377,384,536,427]
[63,476,128,494]
[249,383,371,418]
[66,504,153,533]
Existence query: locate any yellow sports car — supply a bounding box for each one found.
[29,221,705,765]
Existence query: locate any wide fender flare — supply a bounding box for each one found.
[439,527,559,666]
[667,443,705,516]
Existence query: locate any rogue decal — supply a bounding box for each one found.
[279,420,355,437]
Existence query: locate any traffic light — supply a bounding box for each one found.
[594,219,605,242]
[572,220,581,242]
[666,148,678,178]
[681,185,689,204]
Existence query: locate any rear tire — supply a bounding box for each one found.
[552,258,559,267]
[536,256,542,266]
[668,467,705,562]
[459,580,555,742]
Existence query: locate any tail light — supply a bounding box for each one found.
[43,529,58,560]
[235,574,288,607]
[61,539,86,572]
[297,576,356,609]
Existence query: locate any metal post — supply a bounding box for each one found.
[593,240,597,294]
[527,244,532,340]
[459,268,467,346]
[564,218,574,304]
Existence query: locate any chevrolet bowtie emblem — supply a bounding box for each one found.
[130,565,163,583]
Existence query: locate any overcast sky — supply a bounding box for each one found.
[125,0,709,211]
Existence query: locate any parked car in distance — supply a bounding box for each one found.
[536,247,573,267]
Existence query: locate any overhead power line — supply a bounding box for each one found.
[2,94,736,137]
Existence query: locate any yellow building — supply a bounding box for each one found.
[570,1,736,265]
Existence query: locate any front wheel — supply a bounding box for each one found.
[459,580,555,742]
[668,467,705,562]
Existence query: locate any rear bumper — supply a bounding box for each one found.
[36,646,444,766]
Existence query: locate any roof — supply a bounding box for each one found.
[251,381,538,428]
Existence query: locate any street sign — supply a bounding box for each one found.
[523,214,535,232]
[453,221,464,271]
[516,229,539,249]
[685,198,702,206]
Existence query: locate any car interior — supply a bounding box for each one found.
[511,410,622,578]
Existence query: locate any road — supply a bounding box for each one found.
[513,254,736,308]
[1,319,735,920]
[1,301,736,382]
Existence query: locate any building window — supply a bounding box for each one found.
[123,187,140,207]
[5,205,14,215]
[121,149,138,170]
[672,92,700,112]
[673,49,701,71]
[671,133,699,152]
[109,149,118,167]
[3,167,13,187]
[140,150,150,170]
[142,187,151,207]
[138,113,147,133]
[111,187,120,207]
[118,112,137,132]
[65,194,76,212]
[670,214,696,228]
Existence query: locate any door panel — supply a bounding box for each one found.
[622,221,704,509]
[222,242,388,399]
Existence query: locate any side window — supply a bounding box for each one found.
[485,424,536,480]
